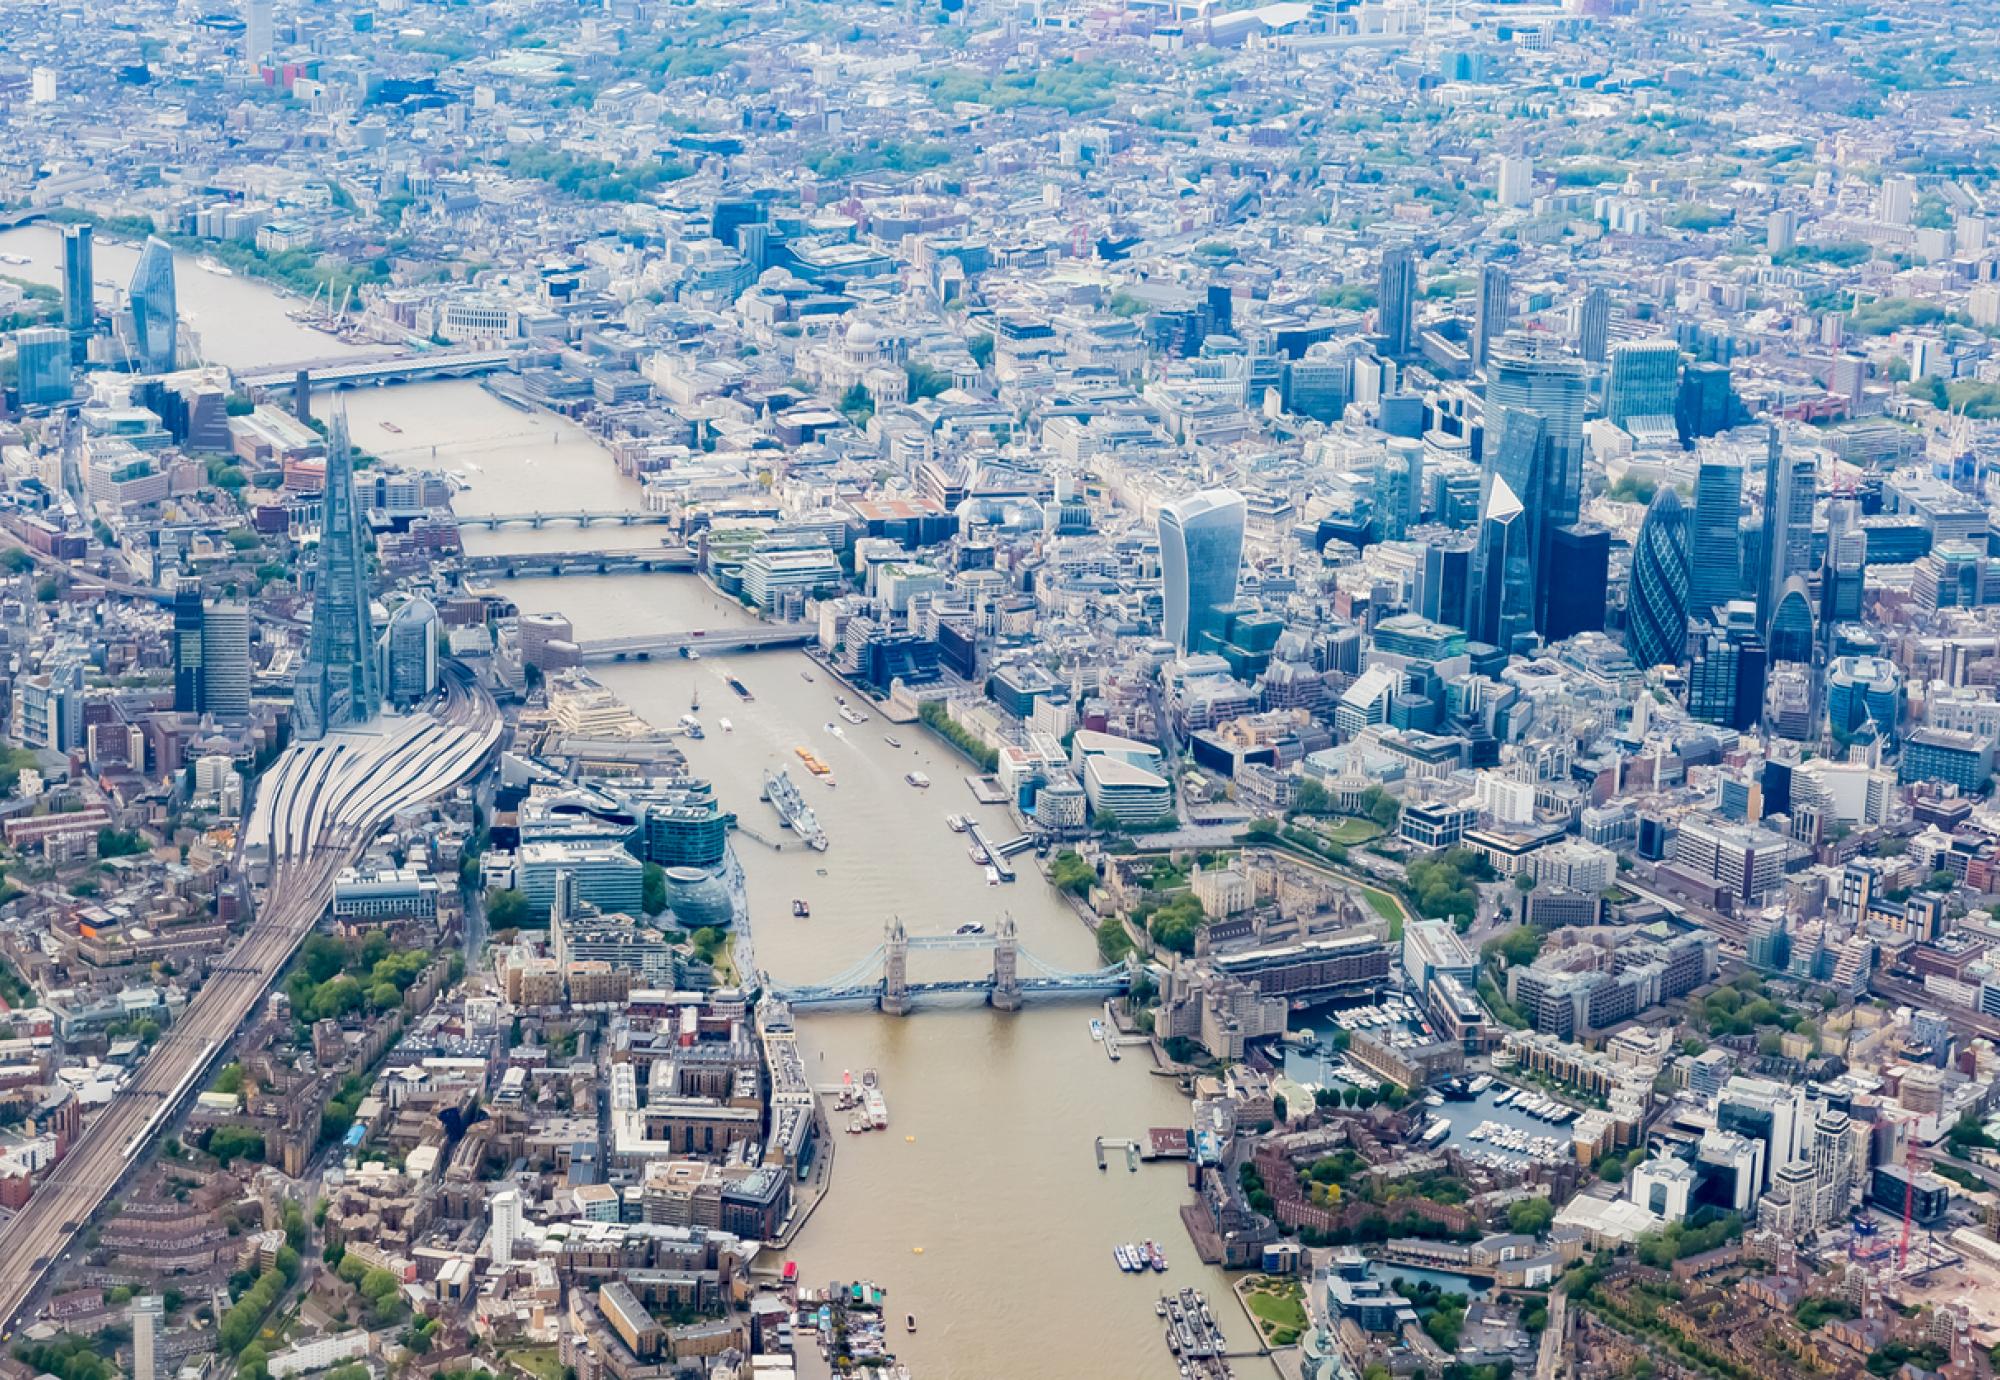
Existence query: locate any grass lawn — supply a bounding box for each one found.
[1362,886,1407,938]
[1245,1279,1308,1340]
[1323,818,1384,845]
[499,1346,563,1380]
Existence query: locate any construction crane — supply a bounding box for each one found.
[1898,1140,1929,1273]
[1881,1107,1943,1276]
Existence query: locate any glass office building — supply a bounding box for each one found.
[62,222,93,364]
[1826,656,1902,742]
[1158,488,1245,654]
[14,326,72,406]
[1689,457,1744,622]
[1604,337,1681,427]
[379,596,441,708]
[1471,475,1536,652]
[1627,486,1692,670]
[127,236,178,374]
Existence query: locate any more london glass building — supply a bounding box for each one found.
[1158,487,1245,654]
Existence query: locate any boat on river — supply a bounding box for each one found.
[764,768,829,850]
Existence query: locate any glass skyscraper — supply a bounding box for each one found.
[1756,426,1815,637]
[127,236,178,374]
[62,222,93,365]
[1543,524,1609,642]
[1372,438,1423,542]
[1820,498,1867,649]
[14,326,72,407]
[1473,262,1511,369]
[1687,605,1767,732]
[1604,337,1681,428]
[294,414,378,739]
[201,602,252,721]
[1418,532,1475,631]
[1486,334,1588,634]
[380,596,441,708]
[1689,457,1744,622]
[1578,284,1610,364]
[1768,579,1815,664]
[1157,488,1245,655]
[172,584,205,714]
[1378,242,1416,358]
[1627,485,1692,670]
[1470,474,1535,652]
[1675,361,1738,444]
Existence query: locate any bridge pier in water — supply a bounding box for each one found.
[881,919,912,1016]
[990,915,1022,1011]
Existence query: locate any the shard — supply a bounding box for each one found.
[293,411,377,739]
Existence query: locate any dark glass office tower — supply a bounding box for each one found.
[1579,284,1610,364]
[1379,241,1417,358]
[1689,457,1744,622]
[1419,533,1476,631]
[1627,486,1692,669]
[294,414,379,739]
[1687,607,1767,731]
[1675,361,1738,444]
[173,584,204,713]
[1543,524,1609,642]
[62,223,93,365]
[1473,262,1511,369]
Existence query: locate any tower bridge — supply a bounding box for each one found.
[763,918,1132,1013]
[454,509,678,531]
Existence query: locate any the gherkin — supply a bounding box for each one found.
[1628,486,1692,670]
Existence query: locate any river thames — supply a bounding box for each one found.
[0,221,1263,1377]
